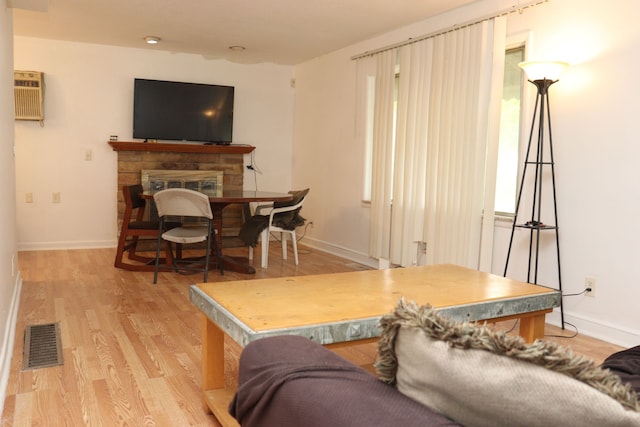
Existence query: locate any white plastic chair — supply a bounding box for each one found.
[248,190,308,268]
[152,188,222,283]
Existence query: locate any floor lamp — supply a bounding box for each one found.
[503,60,569,329]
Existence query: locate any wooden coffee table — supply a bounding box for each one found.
[190,264,561,426]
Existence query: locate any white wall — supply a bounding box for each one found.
[0,4,21,418]
[292,0,640,347]
[10,0,640,349]
[13,37,295,250]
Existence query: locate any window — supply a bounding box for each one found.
[362,47,525,213]
[362,76,375,202]
[362,73,398,203]
[494,47,525,214]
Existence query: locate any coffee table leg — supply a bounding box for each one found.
[201,315,240,427]
[519,312,547,342]
[202,314,224,390]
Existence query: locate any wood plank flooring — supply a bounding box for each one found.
[1,245,625,426]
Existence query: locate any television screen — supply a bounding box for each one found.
[133,78,234,144]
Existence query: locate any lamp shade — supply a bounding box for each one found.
[518,61,569,81]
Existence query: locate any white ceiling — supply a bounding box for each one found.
[10,0,479,65]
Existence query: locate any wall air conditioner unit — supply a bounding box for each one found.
[14,70,44,122]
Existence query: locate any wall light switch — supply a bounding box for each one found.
[25,192,33,203]
[52,192,61,203]
[85,149,93,161]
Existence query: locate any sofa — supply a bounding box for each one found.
[229,301,640,427]
[230,334,461,426]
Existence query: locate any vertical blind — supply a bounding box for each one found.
[360,16,506,269]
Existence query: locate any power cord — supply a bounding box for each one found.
[266,222,314,254]
[491,318,579,340]
[268,221,313,244]
[246,150,262,191]
[545,321,579,339]
[296,222,313,242]
[491,284,588,339]
[501,319,520,334]
[540,289,587,338]
[563,288,591,297]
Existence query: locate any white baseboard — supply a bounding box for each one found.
[301,236,379,269]
[546,308,640,349]
[17,239,116,251]
[0,272,23,419]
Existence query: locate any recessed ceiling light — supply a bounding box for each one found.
[229,45,246,52]
[144,36,161,45]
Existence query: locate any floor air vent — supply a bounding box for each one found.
[22,322,63,371]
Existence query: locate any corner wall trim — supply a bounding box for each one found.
[0,272,23,420]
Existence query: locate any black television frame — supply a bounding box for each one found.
[133,78,235,145]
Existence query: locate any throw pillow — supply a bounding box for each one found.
[376,299,640,427]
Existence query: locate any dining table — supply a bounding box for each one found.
[142,189,294,274]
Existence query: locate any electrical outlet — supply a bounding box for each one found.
[25,192,33,203]
[584,276,596,297]
[52,192,61,204]
[308,221,314,228]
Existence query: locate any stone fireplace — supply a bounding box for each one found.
[141,169,223,194]
[109,141,254,242]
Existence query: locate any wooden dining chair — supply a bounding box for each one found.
[114,184,162,271]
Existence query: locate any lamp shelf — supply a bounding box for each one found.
[524,160,554,165]
[515,223,557,231]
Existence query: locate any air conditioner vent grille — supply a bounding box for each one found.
[14,70,44,122]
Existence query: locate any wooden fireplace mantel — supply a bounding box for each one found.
[108,141,255,155]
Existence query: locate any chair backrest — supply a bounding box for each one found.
[153,188,213,219]
[273,188,309,211]
[268,189,309,227]
[124,184,146,210]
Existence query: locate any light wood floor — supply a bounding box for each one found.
[2,245,624,426]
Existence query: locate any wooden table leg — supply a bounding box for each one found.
[210,202,256,275]
[485,309,551,343]
[201,314,224,390]
[201,314,239,427]
[518,311,549,343]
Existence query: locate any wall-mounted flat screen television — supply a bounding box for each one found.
[133,78,234,144]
